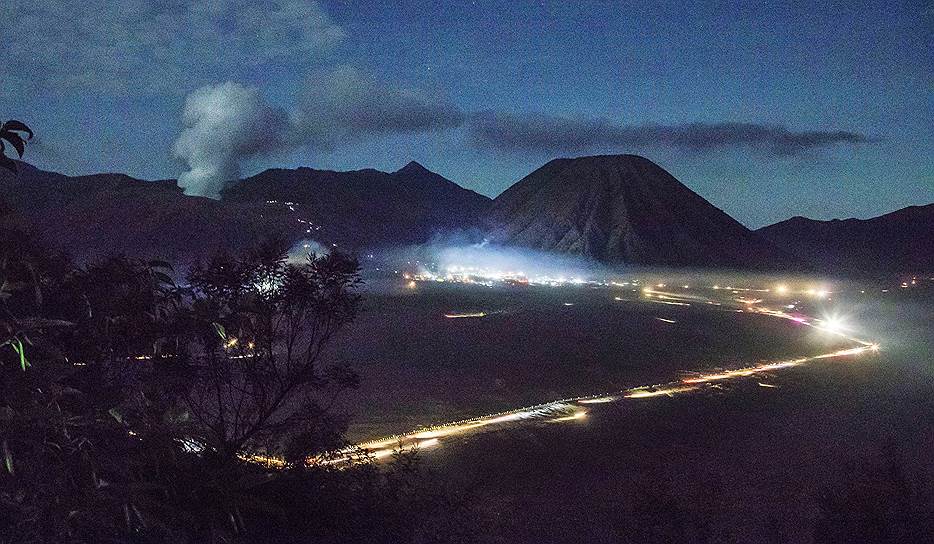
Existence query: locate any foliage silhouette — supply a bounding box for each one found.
[0,228,507,543]
[0,120,33,173]
[181,241,362,465]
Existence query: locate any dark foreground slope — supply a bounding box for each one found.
[0,161,490,264]
[757,204,934,275]
[487,154,788,268]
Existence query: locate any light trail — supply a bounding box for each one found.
[302,306,878,467]
[625,385,698,398]
[550,410,588,422]
[578,396,619,404]
[650,299,691,306]
[679,346,875,385]
[444,312,488,319]
[240,283,882,469]
[642,288,713,304]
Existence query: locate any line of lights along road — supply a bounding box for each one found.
[238,276,885,469]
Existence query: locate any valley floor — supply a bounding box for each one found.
[329,277,934,542]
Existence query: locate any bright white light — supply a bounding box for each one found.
[819,315,847,334]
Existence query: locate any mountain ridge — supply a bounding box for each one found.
[487,154,791,268]
[757,204,934,275]
[3,157,930,275]
[0,160,491,264]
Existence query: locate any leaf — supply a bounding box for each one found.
[11,339,28,371]
[2,439,12,474]
[1,120,33,139]
[153,271,174,286]
[109,407,124,424]
[0,132,24,157]
[212,322,227,341]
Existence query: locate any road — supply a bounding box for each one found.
[309,282,880,466]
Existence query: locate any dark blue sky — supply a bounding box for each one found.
[3,0,931,227]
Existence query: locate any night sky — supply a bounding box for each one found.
[3,0,931,227]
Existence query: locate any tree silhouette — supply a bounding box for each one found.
[182,243,362,465]
[0,230,496,542]
[0,120,33,173]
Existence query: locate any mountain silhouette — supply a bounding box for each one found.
[0,161,491,264]
[757,204,934,275]
[486,154,788,268]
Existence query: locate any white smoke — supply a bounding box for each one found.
[173,82,289,198]
[292,65,465,147]
[431,241,604,281]
[173,67,465,198]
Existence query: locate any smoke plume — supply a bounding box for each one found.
[174,68,464,197]
[467,112,875,156]
[173,82,288,198]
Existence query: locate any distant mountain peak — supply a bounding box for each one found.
[395,160,431,175]
[556,153,648,163]
[487,154,789,268]
[544,153,654,169]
